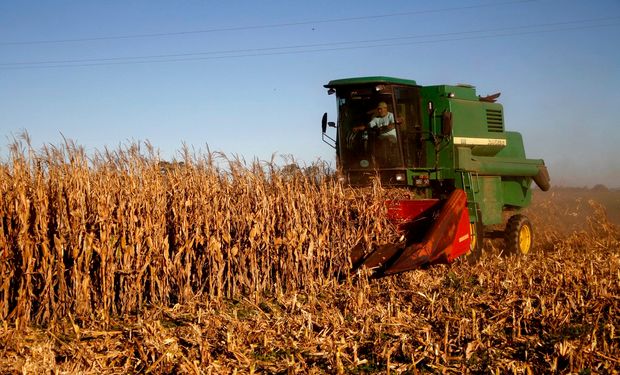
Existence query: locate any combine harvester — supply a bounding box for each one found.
[321,77,550,277]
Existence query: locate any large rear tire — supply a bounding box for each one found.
[505,214,533,255]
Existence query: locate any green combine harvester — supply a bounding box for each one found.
[321,76,550,276]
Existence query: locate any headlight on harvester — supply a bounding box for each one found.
[395,173,406,182]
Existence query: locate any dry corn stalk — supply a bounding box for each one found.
[0,138,391,327]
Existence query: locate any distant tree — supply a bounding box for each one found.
[591,184,609,192]
[281,163,302,174]
[159,160,185,174]
[280,163,303,181]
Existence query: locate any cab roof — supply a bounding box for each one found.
[324,76,418,88]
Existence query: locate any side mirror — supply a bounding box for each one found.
[442,111,453,137]
[321,113,328,133]
[321,113,337,149]
[322,113,336,133]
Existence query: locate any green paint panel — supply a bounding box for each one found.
[496,132,526,158]
[476,176,504,225]
[502,177,532,208]
[424,85,479,101]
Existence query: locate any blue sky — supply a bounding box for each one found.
[1,0,619,187]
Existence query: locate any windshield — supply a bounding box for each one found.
[337,87,403,170]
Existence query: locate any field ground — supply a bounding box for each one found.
[1,169,618,374]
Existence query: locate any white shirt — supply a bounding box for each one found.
[369,112,397,140]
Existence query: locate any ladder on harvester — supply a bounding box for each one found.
[460,171,481,224]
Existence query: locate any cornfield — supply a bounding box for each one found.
[0,138,618,374]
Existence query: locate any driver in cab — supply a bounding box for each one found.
[353,102,397,143]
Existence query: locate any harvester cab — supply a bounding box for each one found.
[321,76,550,277]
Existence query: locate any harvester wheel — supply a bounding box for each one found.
[467,220,484,263]
[505,214,533,255]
